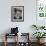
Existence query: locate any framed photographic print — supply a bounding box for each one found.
[11,6,24,22]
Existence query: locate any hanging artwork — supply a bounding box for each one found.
[11,6,24,22]
[36,0,46,26]
[37,0,46,18]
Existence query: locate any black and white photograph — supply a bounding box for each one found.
[11,6,24,22]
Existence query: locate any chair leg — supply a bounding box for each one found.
[4,41,7,46]
[4,33,7,46]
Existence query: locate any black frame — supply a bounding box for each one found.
[11,6,24,22]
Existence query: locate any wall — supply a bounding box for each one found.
[0,0,36,42]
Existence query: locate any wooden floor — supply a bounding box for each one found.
[0,42,46,46]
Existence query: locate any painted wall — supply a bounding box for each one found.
[0,0,37,42]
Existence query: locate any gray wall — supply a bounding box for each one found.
[0,0,36,42]
[0,0,36,34]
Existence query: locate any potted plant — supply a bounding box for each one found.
[32,25,39,30]
[33,32,46,43]
[32,24,45,30]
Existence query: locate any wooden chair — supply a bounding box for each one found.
[4,33,18,46]
[18,33,30,46]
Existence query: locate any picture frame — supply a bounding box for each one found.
[11,6,24,22]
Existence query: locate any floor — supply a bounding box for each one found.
[0,42,46,46]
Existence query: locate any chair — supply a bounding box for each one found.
[4,33,18,46]
[18,33,30,46]
[4,27,19,46]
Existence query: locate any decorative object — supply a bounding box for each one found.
[33,32,46,43]
[11,6,24,22]
[33,32,46,39]
[36,0,46,27]
[32,25,38,30]
[37,0,46,18]
[40,26,45,29]
[11,27,18,34]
